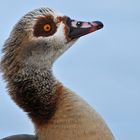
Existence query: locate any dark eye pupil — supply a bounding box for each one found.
[76,22,82,27]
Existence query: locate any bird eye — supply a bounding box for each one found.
[34,17,57,37]
[44,24,51,32]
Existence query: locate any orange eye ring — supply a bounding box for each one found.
[43,24,51,32]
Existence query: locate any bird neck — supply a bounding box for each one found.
[10,67,61,126]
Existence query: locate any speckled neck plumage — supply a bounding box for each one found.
[7,66,60,125]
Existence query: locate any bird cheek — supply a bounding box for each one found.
[63,25,71,42]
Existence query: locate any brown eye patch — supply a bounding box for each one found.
[33,16,57,37]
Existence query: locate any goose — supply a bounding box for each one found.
[1,135,37,140]
[1,7,115,140]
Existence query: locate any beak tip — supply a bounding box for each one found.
[94,21,104,30]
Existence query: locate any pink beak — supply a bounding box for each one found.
[65,16,104,39]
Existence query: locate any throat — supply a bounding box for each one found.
[10,68,59,125]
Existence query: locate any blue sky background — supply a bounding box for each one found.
[0,0,140,139]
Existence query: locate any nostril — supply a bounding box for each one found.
[76,21,82,27]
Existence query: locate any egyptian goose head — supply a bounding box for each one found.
[2,8,103,71]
